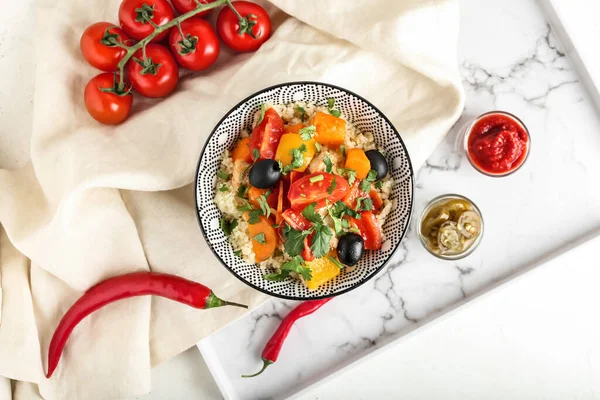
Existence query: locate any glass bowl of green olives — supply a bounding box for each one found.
[417,194,483,260]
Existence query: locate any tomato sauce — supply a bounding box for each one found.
[467,113,529,175]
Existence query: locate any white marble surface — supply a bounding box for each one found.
[2,0,600,399]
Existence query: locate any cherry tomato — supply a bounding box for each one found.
[281,209,311,231]
[171,0,217,17]
[80,22,133,72]
[84,73,133,125]
[119,0,175,42]
[127,44,179,98]
[217,1,271,52]
[288,173,350,211]
[168,18,219,71]
[250,108,284,160]
[350,212,383,250]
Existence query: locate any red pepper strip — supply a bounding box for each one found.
[242,298,332,378]
[46,272,247,378]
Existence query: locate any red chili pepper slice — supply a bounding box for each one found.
[46,272,247,378]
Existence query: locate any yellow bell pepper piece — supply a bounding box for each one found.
[274,133,317,173]
[305,255,341,290]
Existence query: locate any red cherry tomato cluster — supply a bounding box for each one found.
[80,0,272,125]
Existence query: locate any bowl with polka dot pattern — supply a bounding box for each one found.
[195,82,414,300]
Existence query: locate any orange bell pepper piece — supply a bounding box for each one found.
[312,111,346,147]
[285,123,305,134]
[345,148,371,179]
[231,137,253,163]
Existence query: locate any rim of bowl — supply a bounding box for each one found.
[417,193,484,261]
[463,110,531,178]
[193,81,415,300]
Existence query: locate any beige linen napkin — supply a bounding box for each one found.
[0,0,464,398]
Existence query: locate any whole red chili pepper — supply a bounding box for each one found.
[242,297,332,378]
[46,272,247,378]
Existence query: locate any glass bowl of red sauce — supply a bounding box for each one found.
[462,111,530,177]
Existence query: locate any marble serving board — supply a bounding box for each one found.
[198,0,600,398]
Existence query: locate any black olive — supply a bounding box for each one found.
[249,159,281,189]
[365,150,389,180]
[336,233,364,266]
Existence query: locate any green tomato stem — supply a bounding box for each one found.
[116,0,229,86]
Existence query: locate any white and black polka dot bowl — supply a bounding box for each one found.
[194,82,414,300]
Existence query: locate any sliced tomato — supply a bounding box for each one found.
[342,179,367,209]
[302,235,315,262]
[370,189,384,210]
[281,209,311,231]
[288,172,350,211]
[352,212,382,250]
[249,108,284,160]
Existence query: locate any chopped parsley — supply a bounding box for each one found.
[310,174,324,184]
[282,224,311,256]
[328,201,361,236]
[219,218,238,235]
[327,177,337,195]
[257,190,272,218]
[295,105,307,122]
[327,98,341,117]
[248,209,262,224]
[329,255,345,269]
[299,125,316,140]
[234,249,242,257]
[375,181,384,190]
[315,142,321,152]
[324,155,333,173]
[282,144,307,175]
[264,255,312,281]
[301,203,322,224]
[300,203,332,258]
[240,164,252,181]
[256,103,266,126]
[359,170,378,192]
[237,184,249,199]
[344,169,357,185]
[349,227,360,234]
[340,145,346,158]
[217,170,230,180]
[253,232,266,244]
[219,184,228,192]
[236,201,253,212]
[252,148,260,162]
[355,197,373,212]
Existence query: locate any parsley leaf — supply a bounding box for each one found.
[219,184,228,192]
[253,232,266,244]
[282,144,307,175]
[362,198,374,211]
[237,200,253,212]
[217,170,230,180]
[366,170,378,182]
[359,179,371,193]
[299,125,316,140]
[295,105,307,122]
[255,103,266,126]
[264,270,290,282]
[302,203,323,224]
[248,209,262,224]
[257,190,272,218]
[324,155,333,173]
[340,145,346,158]
[327,177,337,195]
[330,201,348,219]
[234,249,242,257]
[355,197,365,211]
[341,219,351,229]
[345,169,357,185]
[237,184,249,199]
[282,255,312,281]
[327,98,341,117]
[220,218,238,235]
[311,223,333,258]
[282,224,311,256]
[375,181,384,190]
